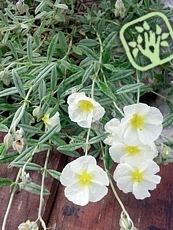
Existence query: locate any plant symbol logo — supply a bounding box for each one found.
[120,12,173,71]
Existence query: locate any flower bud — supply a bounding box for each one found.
[115,0,126,18]
[18,220,38,230]
[16,0,29,14]
[33,106,43,119]
[4,133,13,149]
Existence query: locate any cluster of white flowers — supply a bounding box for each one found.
[60,93,164,205]
[104,103,163,199]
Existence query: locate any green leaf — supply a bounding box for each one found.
[39,79,46,100]
[19,124,42,134]
[57,143,84,151]
[163,113,173,127]
[24,182,50,195]
[98,18,105,34]
[48,169,61,180]
[0,144,7,155]
[8,41,18,59]
[82,64,93,84]
[34,63,57,86]
[128,41,137,48]
[38,125,61,144]
[161,41,169,47]
[58,150,80,157]
[104,147,113,171]
[10,146,35,163]
[79,39,98,47]
[0,124,9,132]
[143,21,150,30]
[0,178,12,187]
[116,83,144,94]
[78,45,98,60]
[12,69,26,98]
[27,36,33,62]
[47,34,59,62]
[96,80,116,101]
[89,133,108,144]
[0,87,19,97]
[9,162,42,170]
[103,31,117,49]
[54,3,68,9]
[156,24,162,35]
[137,34,143,44]
[58,31,67,52]
[35,0,46,14]
[161,33,169,40]
[132,48,139,58]
[135,26,144,33]
[0,10,9,26]
[0,152,19,163]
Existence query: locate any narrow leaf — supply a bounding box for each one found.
[27,36,33,62]
[116,83,144,94]
[57,143,84,151]
[9,162,42,170]
[47,34,59,62]
[0,178,12,187]
[0,152,19,164]
[24,182,50,195]
[38,125,61,144]
[78,45,98,60]
[96,81,116,101]
[79,39,98,47]
[48,169,61,180]
[12,69,26,98]
[163,113,173,127]
[89,133,108,144]
[58,31,67,52]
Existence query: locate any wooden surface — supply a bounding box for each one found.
[0,130,173,230]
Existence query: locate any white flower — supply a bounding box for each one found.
[67,92,105,128]
[12,138,25,153]
[109,136,158,163]
[60,155,109,206]
[117,103,163,145]
[113,159,161,199]
[42,109,61,132]
[103,118,120,145]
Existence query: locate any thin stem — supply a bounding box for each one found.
[113,102,124,116]
[37,147,51,230]
[2,169,22,230]
[85,128,91,156]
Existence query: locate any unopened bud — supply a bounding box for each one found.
[115,0,126,18]
[4,133,13,149]
[33,106,43,119]
[16,0,29,14]
[18,220,38,230]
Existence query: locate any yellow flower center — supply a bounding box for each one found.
[131,169,143,182]
[130,114,144,130]
[78,171,92,186]
[78,100,94,112]
[42,114,49,126]
[125,146,140,156]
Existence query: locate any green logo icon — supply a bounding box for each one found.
[120,12,173,71]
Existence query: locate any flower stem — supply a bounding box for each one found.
[85,128,91,156]
[2,169,22,230]
[37,147,51,229]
